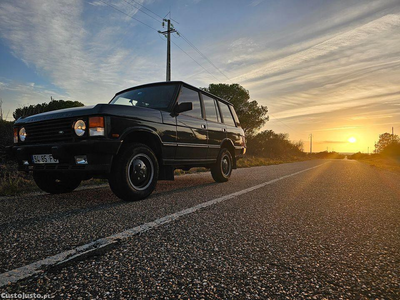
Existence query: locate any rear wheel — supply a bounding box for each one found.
[108,143,159,201]
[211,148,233,182]
[33,172,82,194]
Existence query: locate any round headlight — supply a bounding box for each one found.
[74,120,86,136]
[19,127,27,142]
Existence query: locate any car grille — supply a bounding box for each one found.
[25,118,74,144]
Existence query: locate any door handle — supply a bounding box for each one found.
[201,124,206,129]
[222,128,226,132]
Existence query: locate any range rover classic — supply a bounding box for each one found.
[8,81,246,201]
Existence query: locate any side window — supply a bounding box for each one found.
[202,95,220,123]
[230,106,240,126]
[178,87,202,119]
[219,102,236,127]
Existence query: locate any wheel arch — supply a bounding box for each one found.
[119,127,163,164]
[220,138,236,168]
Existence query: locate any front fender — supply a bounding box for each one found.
[120,126,162,143]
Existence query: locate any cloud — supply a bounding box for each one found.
[249,0,264,7]
[317,141,348,144]
[88,1,107,6]
[231,14,400,84]
[315,126,361,132]
[0,0,160,106]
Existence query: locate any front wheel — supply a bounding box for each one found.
[108,143,159,201]
[33,172,82,194]
[211,148,233,182]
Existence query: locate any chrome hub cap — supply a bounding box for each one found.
[221,154,231,176]
[128,154,154,190]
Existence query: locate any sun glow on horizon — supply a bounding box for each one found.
[348,137,357,143]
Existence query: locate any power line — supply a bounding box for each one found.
[97,0,159,32]
[268,113,307,139]
[124,0,179,24]
[178,33,231,82]
[95,1,224,82]
[129,0,166,21]
[170,39,220,81]
[121,0,162,23]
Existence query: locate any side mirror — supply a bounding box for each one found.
[174,102,193,114]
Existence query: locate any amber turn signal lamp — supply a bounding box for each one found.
[88,116,105,136]
[13,128,18,143]
[89,116,104,128]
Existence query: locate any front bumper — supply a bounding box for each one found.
[7,139,122,173]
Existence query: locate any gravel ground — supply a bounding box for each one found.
[1,159,399,299]
[0,160,323,273]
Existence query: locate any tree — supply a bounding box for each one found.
[374,132,399,153]
[202,83,268,136]
[13,98,84,120]
[246,130,304,158]
[0,119,14,153]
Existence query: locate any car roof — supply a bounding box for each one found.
[115,81,233,106]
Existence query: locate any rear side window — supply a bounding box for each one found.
[178,87,202,119]
[202,95,220,123]
[219,102,236,127]
[230,106,240,126]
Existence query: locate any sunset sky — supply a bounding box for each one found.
[0,0,399,153]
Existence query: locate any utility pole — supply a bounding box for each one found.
[159,19,178,81]
[309,134,313,154]
[392,127,394,142]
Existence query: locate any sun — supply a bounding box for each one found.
[348,137,357,143]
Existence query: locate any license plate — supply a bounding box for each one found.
[32,154,59,164]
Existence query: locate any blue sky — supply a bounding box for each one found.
[0,0,399,152]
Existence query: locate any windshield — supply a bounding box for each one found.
[110,84,177,111]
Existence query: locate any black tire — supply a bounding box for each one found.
[211,148,233,182]
[108,143,159,201]
[33,172,82,194]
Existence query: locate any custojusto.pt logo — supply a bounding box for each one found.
[1,293,53,299]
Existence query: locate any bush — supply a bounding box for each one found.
[381,143,400,159]
[0,162,35,196]
[311,151,345,159]
[246,130,304,158]
[0,120,14,163]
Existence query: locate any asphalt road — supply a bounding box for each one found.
[0,159,399,299]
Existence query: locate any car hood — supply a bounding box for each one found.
[15,104,163,124]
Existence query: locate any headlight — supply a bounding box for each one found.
[19,127,27,142]
[74,120,86,136]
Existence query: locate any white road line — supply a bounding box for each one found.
[0,163,327,287]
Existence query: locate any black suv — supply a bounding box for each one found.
[8,81,246,201]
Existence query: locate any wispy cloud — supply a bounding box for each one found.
[232,14,400,83]
[0,0,160,105]
[249,0,265,7]
[316,126,361,132]
[317,140,348,144]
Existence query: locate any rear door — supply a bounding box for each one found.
[202,94,226,159]
[218,101,242,147]
[175,86,208,160]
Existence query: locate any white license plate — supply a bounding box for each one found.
[32,154,59,164]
